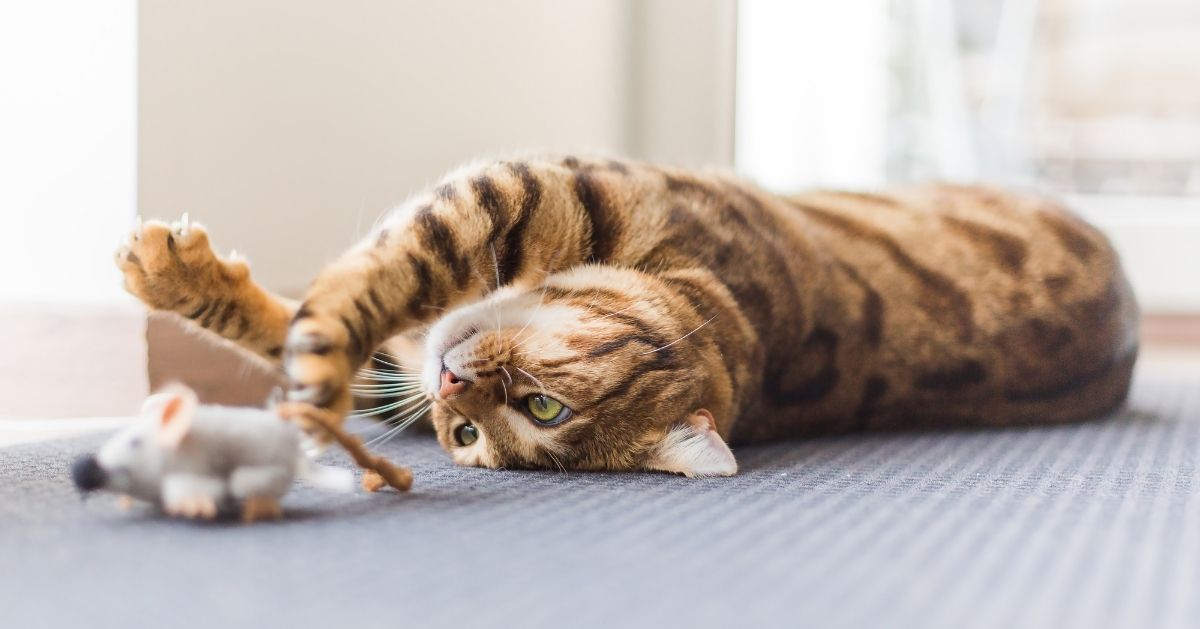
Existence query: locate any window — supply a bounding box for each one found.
[0,0,135,303]
[736,0,1200,312]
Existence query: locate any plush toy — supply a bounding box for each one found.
[70,385,410,522]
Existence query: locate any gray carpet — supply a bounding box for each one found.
[3,371,1199,629]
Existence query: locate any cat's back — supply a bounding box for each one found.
[748,183,1139,436]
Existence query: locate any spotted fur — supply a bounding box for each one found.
[117,157,1139,476]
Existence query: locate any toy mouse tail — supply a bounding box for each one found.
[298,458,355,493]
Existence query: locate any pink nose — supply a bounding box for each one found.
[439,369,468,398]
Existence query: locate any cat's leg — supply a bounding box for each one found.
[116,217,295,366]
[284,160,593,418]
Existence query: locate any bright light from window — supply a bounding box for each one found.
[0,1,135,303]
[735,0,889,192]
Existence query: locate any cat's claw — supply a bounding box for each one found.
[115,215,228,311]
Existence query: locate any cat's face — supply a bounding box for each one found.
[421,267,737,476]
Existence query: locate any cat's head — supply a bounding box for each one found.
[421,266,737,477]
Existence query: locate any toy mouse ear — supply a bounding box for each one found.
[643,409,737,478]
[142,384,198,449]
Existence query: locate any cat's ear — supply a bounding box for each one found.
[643,409,737,478]
[142,384,198,449]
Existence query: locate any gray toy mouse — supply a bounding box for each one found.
[71,384,353,522]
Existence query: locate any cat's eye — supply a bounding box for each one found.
[454,423,478,446]
[525,394,571,425]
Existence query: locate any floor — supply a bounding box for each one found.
[3,361,1199,629]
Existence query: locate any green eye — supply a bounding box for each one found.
[454,423,478,446]
[525,394,570,424]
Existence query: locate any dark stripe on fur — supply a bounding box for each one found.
[185,302,212,320]
[795,203,976,342]
[292,303,314,323]
[471,175,508,242]
[366,288,389,328]
[914,359,987,391]
[435,182,457,202]
[498,162,542,283]
[663,173,714,197]
[415,205,470,289]
[198,299,226,328]
[212,300,237,333]
[229,312,248,338]
[582,349,678,414]
[340,313,364,363]
[763,327,840,405]
[1039,208,1099,262]
[942,215,1028,275]
[584,334,666,359]
[572,170,621,262]
[605,159,630,175]
[405,254,435,316]
[352,296,376,332]
[834,260,884,347]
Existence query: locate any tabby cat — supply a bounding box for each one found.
[116,156,1138,477]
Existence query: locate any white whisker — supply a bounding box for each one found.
[547,450,567,475]
[348,392,428,418]
[351,388,423,396]
[351,392,422,400]
[356,366,421,376]
[488,242,504,336]
[514,366,547,395]
[363,403,431,448]
[350,386,423,396]
[509,287,549,350]
[639,314,717,355]
[499,366,511,406]
[593,303,637,322]
[350,381,424,391]
[356,368,422,381]
[488,242,502,291]
[370,354,409,370]
[351,379,423,388]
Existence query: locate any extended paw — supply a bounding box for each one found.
[115,214,248,311]
[164,494,218,520]
[284,316,354,417]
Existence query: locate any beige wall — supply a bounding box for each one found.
[140,0,735,296]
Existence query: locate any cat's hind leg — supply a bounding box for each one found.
[116,216,294,366]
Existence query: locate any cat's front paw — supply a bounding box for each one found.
[116,215,248,311]
[284,315,355,420]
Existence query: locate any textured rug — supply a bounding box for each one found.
[2,371,1198,629]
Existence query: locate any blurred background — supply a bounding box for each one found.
[1,0,1197,421]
